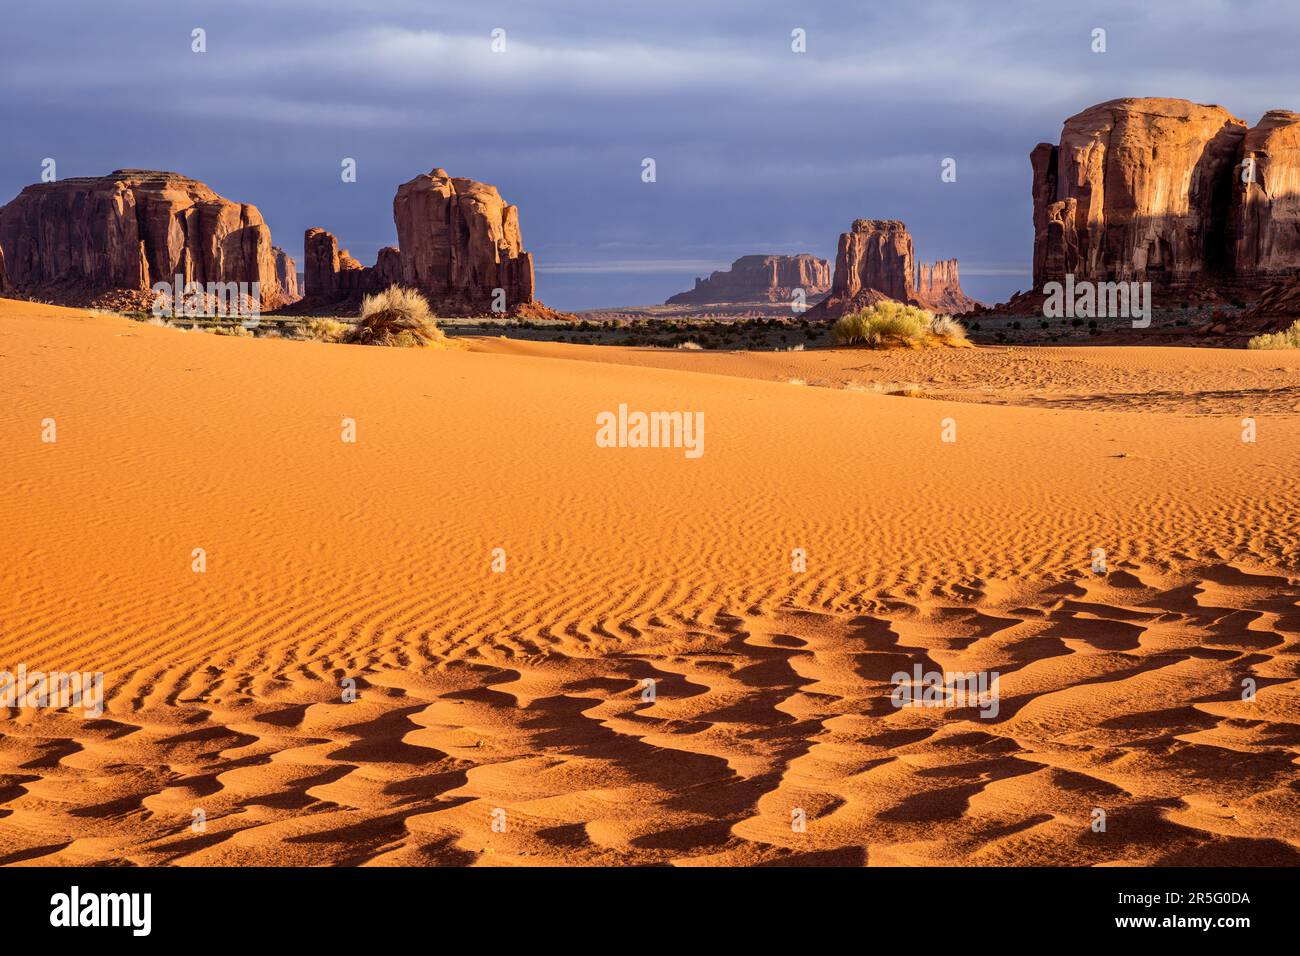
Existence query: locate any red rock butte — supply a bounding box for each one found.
[0,170,294,311]
[302,167,560,318]
[807,219,977,319]
[1031,97,1300,296]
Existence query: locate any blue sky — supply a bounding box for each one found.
[2,0,1296,309]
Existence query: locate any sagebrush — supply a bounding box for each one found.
[831,301,969,348]
[344,287,447,348]
[1247,320,1300,350]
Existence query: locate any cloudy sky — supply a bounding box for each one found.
[2,0,1295,309]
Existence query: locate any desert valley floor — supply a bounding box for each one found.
[1,299,1298,866]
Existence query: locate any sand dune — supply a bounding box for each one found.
[1,300,1297,865]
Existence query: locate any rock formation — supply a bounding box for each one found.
[807,219,976,318]
[665,254,830,304]
[1230,109,1300,280]
[0,170,290,310]
[302,227,401,301]
[393,168,534,314]
[273,247,301,303]
[302,167,555,317]
[1030,98,1300,304]
[1031,99,1247,290]
[915,258,972,314]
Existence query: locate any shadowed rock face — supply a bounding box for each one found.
[0,170,289,309]
[1031,99,1248,290]
[1230,109,1300,279]
[1028,97,1300,300]
[273,247,301,303]
[666,254,830,304]
[808,219,976,318]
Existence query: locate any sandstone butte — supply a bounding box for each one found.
[1031,97,1300,306]
[0,170,293,311]
[665,254,831,305]
[302,167,565,319]
[806,219,977,320]
[273,247,301,303]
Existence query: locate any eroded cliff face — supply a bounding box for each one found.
[666,254,830,305]
[1029,97,1300,301]
[273,247,301,303]
[0,170,289,310]
[808,220,976,318]
[834,219,916,304]
[393,168,535,315]
[1230,109,1300,280]
[1030,99,1247,291]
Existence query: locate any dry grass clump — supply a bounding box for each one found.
[343,287,447,348]
[831,301,970,348]
[1247,319,1300,350]
[301,318,349,342]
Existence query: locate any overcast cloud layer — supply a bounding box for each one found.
[3,1,1296,309]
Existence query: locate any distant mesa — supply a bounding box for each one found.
[665,254,830,305]
[1028,97,1300,308]
[0,170,292,311]
[807,219,977,320]
[299,167,566,319]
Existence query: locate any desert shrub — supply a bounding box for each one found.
[343,286,446,347]
[832,301,929,347]
[1247,319,1300,350]
[832,301,968,348]
[927,314,970,345]
[301,318,349,342]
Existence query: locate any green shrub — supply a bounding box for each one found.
[1247,319,1300,350]
[831,301,969,348]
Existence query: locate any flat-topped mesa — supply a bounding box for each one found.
[302,167,560,317]
[0,169,290,310]
[1031,98,1249,291]
[665,254,830,305]
[808,219,976,318]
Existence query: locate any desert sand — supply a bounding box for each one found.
[1,298,1297,866]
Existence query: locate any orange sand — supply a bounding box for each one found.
[1,299,1297,865]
